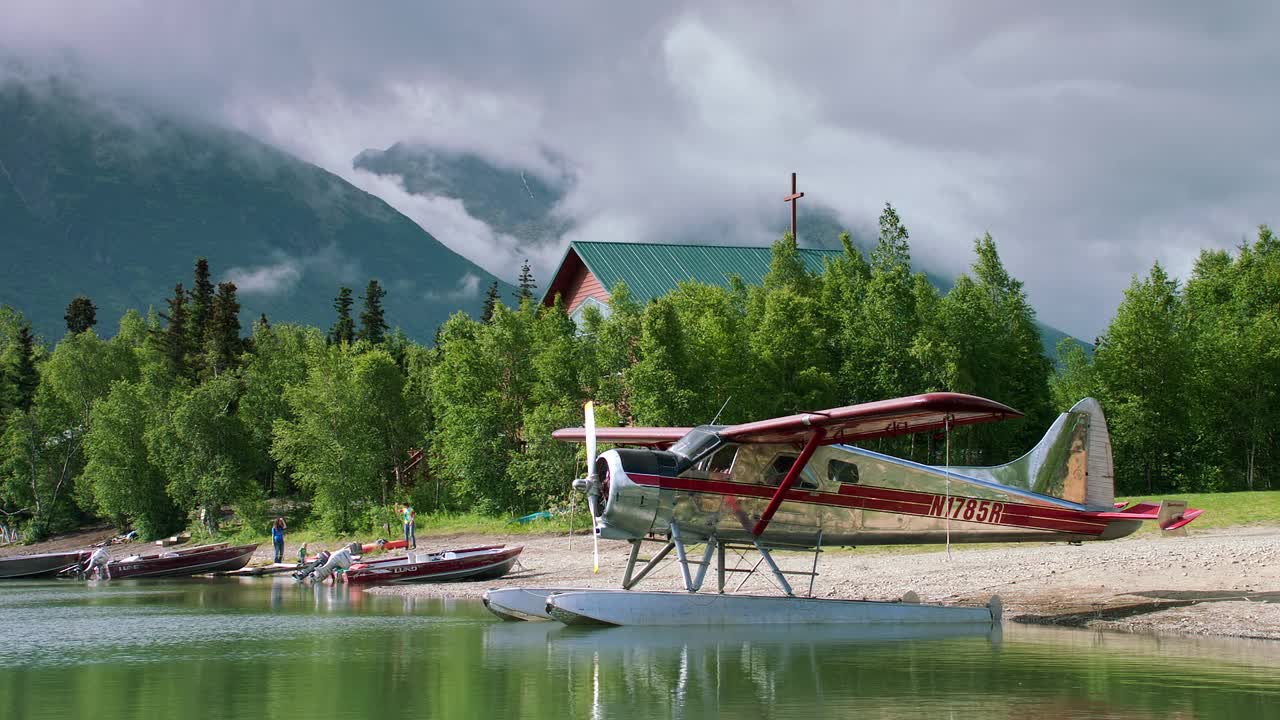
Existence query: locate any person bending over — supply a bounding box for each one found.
[310,546,354,583]
[83,547,112,580]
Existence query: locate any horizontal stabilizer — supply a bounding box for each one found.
[1087,500,1203,532]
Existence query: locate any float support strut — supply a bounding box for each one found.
[621,539,642,588]
[670,523,694,592]
[753,539,794,596]
[717,540,727,593]
[691,536,717,592]
[622,540,675,590]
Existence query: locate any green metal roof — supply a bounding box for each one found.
[570,241,841,303]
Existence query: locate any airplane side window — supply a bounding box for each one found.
[828,459,860,485]
[765,454,819,490]
[707,445,738,476]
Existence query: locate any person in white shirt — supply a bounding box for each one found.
[83,547,112,580]
[310,546,353,583]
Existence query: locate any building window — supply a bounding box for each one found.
[570,296,611,327]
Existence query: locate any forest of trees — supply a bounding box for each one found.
[0,206,1276,542]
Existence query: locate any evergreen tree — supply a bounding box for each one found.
[854,203,922,400]
[1093,263,1190,493]
[63,296,98,335]
[329,287,355,345]
[11,324,39,412]
[481,281,501,323]
[515,261,537,304]
[820,232,872,404]
[157,283,191,379]
[205,282,242,377]
[358,280,388,344]
[189,257,215,348]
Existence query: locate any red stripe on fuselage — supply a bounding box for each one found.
[626,473,1109,536]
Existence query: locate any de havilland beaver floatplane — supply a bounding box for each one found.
[484,393,1201,626]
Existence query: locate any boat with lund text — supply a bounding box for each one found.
[346,545,523,585]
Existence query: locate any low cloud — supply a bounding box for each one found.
[223,244,361,296]
[226,259,302,295]
[424,272,483,302]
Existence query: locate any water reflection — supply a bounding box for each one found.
[1,579,1278,720]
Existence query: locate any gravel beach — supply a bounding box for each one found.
[6,524,1277,640]
[361,526,1280,640]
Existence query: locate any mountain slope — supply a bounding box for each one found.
[354,143,571,246]
[0,78,511,343]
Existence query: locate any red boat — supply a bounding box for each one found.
[102,542,259,578]
[345,545,523,585]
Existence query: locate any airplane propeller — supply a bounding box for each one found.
[572,401,602,574]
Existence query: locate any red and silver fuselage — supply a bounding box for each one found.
[589,399,1198,547]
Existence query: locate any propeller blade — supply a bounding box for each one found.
[588,493,600,574]
[584,401,597,479]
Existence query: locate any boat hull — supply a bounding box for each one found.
[545,590,1000,627]
[106,543,258,578]
[346,546,522,585]
[0,550,90,579]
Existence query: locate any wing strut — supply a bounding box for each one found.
[751,428,826,537]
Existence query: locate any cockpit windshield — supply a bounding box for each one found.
[668,425,726,470]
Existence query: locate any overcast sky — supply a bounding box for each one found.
[5,2,1279,338]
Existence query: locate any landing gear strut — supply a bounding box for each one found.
[620,524,824,598]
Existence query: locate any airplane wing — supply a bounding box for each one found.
[551,393,1019,448]
[551,426,693,447]
[719,392,1022,445]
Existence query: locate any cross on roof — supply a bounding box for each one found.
[784,172,804,244]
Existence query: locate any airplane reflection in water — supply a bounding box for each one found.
[479,621,1202,719]
[482,622,1000,715]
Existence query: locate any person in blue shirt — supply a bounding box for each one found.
[271,517,287,564]
[401,504,416,550]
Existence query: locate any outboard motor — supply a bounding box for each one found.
[293,550,331,581]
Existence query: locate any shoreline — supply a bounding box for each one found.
[364,526,1280,641]
[6,524,1278,641]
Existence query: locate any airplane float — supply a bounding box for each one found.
[483,393,1201,626]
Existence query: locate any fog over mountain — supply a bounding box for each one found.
[5,3,1280,338]
[0,77,510,341]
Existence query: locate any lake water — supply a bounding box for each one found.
[1,579,1278,719]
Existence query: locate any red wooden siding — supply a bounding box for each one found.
[565,264,610,314]
[543,248,611,314]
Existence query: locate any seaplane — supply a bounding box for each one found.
[484,393,1201,626]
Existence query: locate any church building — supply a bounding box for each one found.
[541,241,840,323]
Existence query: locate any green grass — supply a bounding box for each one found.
[1117,489,1280,534]
[208,509,585,550]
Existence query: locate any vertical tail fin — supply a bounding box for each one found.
[1074,398,1115,509]
[956,398,1114,508]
